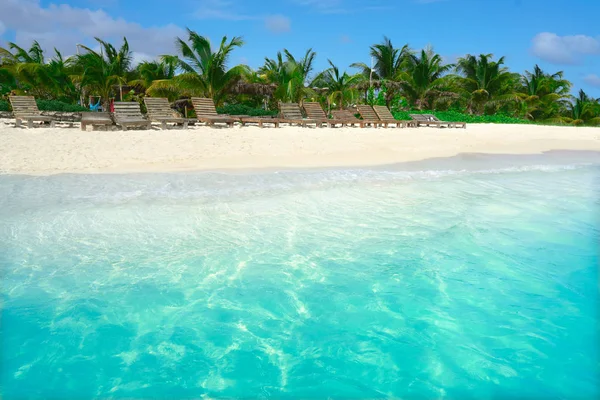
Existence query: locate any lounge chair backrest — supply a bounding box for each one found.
[423,114,440,122]
[331,109,359,120]
[357,105,380,121]
[144,97,177,119]
[373,105,397,122]
[410,114,430,121]
[191,97,219,117]
[279,102,304,120]
[9,96,41,117]
[303,102,328,119]
[113,102,144,119]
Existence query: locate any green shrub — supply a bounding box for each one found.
[392,110,530,124]
[217,103,277,117]
[0,100,10,112]
[36,100,87,112]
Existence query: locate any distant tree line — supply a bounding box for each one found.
[1,30,598,125]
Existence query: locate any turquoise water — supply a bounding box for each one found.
[1,158,599,398]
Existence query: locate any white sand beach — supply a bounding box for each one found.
[0,121,599,175]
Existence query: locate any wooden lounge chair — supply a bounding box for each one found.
[302,102,333,127]
[423,114,466,129]
[373,105,416,128]
[356,105,387,128]
[409,114,446,128]
[144,97,193,129]
[331,109,370,128]
[80,112,113,131]
[279,102,318,127]
[238,115,280,128]
[191,97,236,127]
[9,95,57,128]
[112,102,152,130]
[410,114,451,128]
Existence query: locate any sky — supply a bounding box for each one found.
[0,0,599,96]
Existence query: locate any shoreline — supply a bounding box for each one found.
[2,151,598,178]
[1,123,599,176]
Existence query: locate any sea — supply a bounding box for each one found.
[1,151,598,399]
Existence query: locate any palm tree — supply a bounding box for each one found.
[396,47,455,110]
[132,56,178,88]
[455,54,520,115]
[0,41,45,64]
[258,49,318,103]
[564,90,600,125]
[0,41,47,97]
[70,38,132,110]
[351,37,410,81]
[0,41,77,101]
[283,48,317,83]
[0,67,16,95]
[148,29,248,105]
[518,65,571,121]
[94,37,132,101]
[311,60,363,110]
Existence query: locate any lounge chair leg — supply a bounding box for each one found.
[15,119,21,128]
[28,120,33,129]
[162,121,167,130]
[183,121,188,129]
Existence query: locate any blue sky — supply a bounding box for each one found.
[1,0,599,96]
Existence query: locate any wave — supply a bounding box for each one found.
[0,162,597,210]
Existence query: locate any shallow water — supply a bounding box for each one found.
[1,159,599,398]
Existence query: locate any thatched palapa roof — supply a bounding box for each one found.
[230,82,277,96]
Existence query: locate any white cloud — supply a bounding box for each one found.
[531,32,600,65]
[131,52,154,66]
[0,0,185,59]
[192,0,292,35]
[583,74,600,88]
[264,15,291,34]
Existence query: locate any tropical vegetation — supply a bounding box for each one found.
[0,31,598,125]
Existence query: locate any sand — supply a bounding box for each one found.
[0,120,599,175]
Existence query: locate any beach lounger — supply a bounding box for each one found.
[356,105,387,128]
[279,102,318,127]
[9,95,57,128]
[191,97,236,127]
[373,105,416,128]
[144,97,194,130]
[409,114,442,128]
[330,109,371,128]
[80,112,113,131]
[238,115,280,128]
[112,102,152,130]
[423,114,466,129]
[302,102,334,127]
[409,114,447,128]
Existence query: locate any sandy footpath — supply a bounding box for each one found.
[0,120,599,175]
